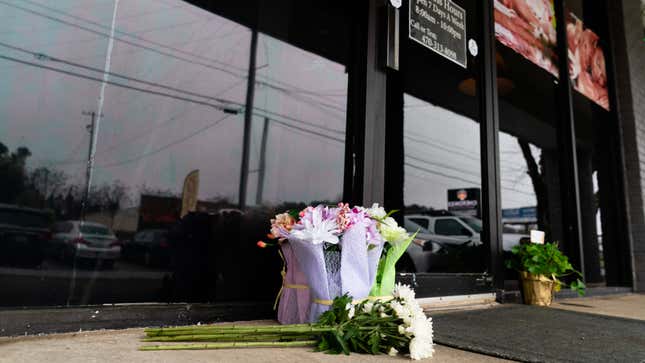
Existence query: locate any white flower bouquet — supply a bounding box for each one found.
[259,203,416,323]
[142,284,434,360]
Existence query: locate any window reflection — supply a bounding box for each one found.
[568,1,612,285]
[0,0,347,307]
[496,34,564,282]
[402,94,485,273]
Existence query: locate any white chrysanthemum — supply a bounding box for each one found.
[409,316,433,340]
[409,336,434,360]
[391,284,434,359]
[345,303,355,319]
[388,347,399,356]
[393,283,416,302]
[408,317,434,359]
[390,300,413,326]
[406,314,434,359]
[390,300,405,317]
[362,301,374,313]
[367,203,387,219]
[398,325,406,335]
[379,217,409,244]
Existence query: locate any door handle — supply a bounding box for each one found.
[380,1,400,70]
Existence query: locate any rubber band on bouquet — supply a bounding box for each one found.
[313,295,395,306]
[273,247,309,310]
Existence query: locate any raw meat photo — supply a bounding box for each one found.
[567,12,610,110]
[494,0,558,77]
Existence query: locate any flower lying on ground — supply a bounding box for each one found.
[141,284,433,360]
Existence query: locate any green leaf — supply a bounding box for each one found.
[287,209,300,219]
[368,333,380,355]
[334,332,350,355]
[384,209,399,219]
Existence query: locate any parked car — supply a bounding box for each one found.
[400,214,528,272]
[122,229,171,267]
[49,221,121,268]
[0,204,52,267]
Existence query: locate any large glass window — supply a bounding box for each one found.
[495,0,565,281]
[0,0,348,307]
[568,0,615,285]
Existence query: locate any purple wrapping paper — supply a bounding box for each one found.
[277,242,311,324]
[339,223,371,300]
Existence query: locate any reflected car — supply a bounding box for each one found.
[122,229,171,267]
[49,221,121,268]
[400,214,527,272]
[0,204,52,267]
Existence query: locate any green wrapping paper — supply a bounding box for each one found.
[369,233,415,297]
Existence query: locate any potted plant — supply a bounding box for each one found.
[505,242,585,306]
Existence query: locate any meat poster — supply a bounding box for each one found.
[567,13,610,110]
[494,0,558,77]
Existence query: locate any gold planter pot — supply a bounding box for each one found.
[520,271,554,306]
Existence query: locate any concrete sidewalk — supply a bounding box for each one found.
[0,328,510,363]
[551,293,645,320]
[2,293,642,363]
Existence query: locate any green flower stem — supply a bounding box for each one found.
[144,324,312,336]
[145,326,333,338]
[143,334,318,342]
[139,340,317,351]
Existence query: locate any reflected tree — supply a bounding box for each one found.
[0,142,32,204]
[28,167,68,208]
[88,180,130,228]
[518,139,550,235]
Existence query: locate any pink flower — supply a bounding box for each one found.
[290,205,340,245]
[270,212,296,241]
[335,203,353,232]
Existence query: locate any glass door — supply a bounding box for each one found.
[388,0,494,297]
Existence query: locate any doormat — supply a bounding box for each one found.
[432,304,645,363]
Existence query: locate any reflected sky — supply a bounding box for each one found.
[404,94,538,210]
[0,0,347,207]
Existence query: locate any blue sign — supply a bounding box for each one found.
[502,207,537,220]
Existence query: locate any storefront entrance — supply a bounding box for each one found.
[0,0,636,330]
[382,0,497,297]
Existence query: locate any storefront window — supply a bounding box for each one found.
[0,0,348,307]
[494,0,565,276]
[403,95,484,273]
[568,0,614,284]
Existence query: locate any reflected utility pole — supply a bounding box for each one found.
[81,110,99,221]
[238,28,259,209]
[255,117,270,205]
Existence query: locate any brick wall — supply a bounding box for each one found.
[609,0,645,291]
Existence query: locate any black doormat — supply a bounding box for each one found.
[432,304,645,363]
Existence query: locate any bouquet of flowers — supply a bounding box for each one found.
[141,284,434,360]
[281,203,384,322]
[262,203,416,323]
